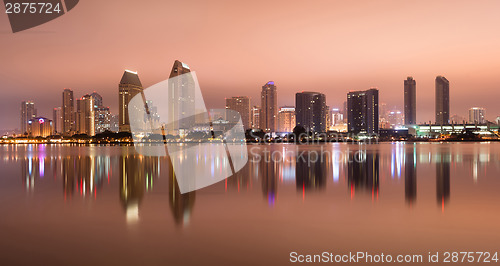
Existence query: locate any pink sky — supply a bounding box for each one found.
[1,0,500,130]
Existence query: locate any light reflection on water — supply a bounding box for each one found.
[3,143,498,218]
[0,143,499,264]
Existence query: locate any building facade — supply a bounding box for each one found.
[20,101,36,135]
[347,88,379,134]
[119,70,143,132]
[52,107,62,135]
[95,106,111,133]
[278,107,296,133]
[76,94,95,136]
[435,76,450,125]
[166,60,194,136]
[295,91,327,133]
[251,106,261,129]
[468,107,485,124]
[28,117,53,137]
[62,89,75,135]
[225,96,251,129]
[404,76,416,125]
[260,81,277,133]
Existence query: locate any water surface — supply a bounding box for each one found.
[0,143,499,265]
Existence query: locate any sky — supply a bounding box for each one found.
[1,0,500,130]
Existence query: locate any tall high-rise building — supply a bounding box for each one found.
[89,91,111,133]
[387,109,404,128]
[260,81,277,133]
[166,60,194,135]
[95,106,111,133]
[435,76,450,125]
[110,115,119,133]
[119,70,143,132]
[20,101,36,134]
[278,106,296,132]
[90,92,103,108]
[347,88,379,134]
[251,106,261,129]
[325,105,331,130]
[404,77,416,125]
[225,96,251,129]
[330,108,343,126]
[76,94,95,136]
[62,88,75,135]
[52,107,62,134]
[295,91,327,133]
[468,107,485,124]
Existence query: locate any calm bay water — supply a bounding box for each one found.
[0,143,499,265]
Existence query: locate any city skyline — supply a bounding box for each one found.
[2,1,500,130]
[10,72,500,137]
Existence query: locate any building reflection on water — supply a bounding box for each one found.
[259,149,279,206]
[167,158,196,226]
[404,145,417,205]
[436,148,451,209]
[296,148,327,196]
[347,149,379,199]
[13,143,500,224]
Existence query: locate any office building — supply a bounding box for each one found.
[347,88,379,134]
[278,106,296,132]
[95,106,111,133]
[296,91,327,133]
[260,81,277,133]
[28,117,53,137]
[330,108,343,126]
[225,96,251,129]
[404,77,416,125]
[435,76,450,125]
[90,92,103,108]
[119,70,143,132]
[469,107,485,124]
[20,101,36,134]
[251,106,261,129]
[52,107,62,134]
[110,115,119,132]
[166,60,194,135]
[62,88,75,135]
[387,109,404,128]
[76,94,95,136]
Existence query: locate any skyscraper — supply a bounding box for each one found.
[435,76,450,125]
[62,88,75,135]
[225,96,251,129]
[295,92,327,133]
[404,77,416,125]
[330,108,343,126]
[95,106,111,133]
[52,107,62,134]
[90,92,103,108]
[251,106,261,129]
[119,70,143,132]
[278,106,296,132]
[166,60,194,135]
[468,107,485,124]
[347,88,379,134]
[20,101,36,134]
[260,81,277,133]
[76,94,95,136]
